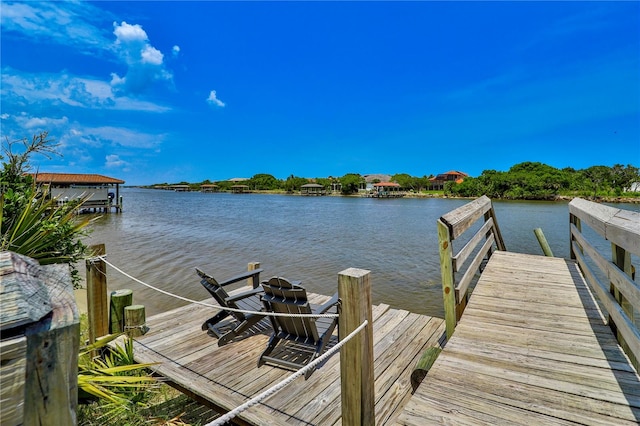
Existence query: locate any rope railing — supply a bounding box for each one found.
[90,255,339,319]
[205,319,369,426]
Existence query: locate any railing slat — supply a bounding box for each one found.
[571,240,640,362]
[609,210,640,257]
[453,218,495,272]
[568,198,618,238]
[456,233,495,302]
[569,198,639,257]
[440,195,492,239]
[571,224,640,311]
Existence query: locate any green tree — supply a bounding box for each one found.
[216,180,234,191]
[391,173,415,190]
[582,165,612,198]
[283,174,309,192]
[248,173,280,190]
[314,177,333,189]
[339,173,365,195]
[415,175,433,192]
[611,164,640,195]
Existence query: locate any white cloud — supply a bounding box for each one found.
[0,2,113,54]
[87,126,165,149]
[110,21,172,95]
[20,115,69,130]
[207,90,226,108]
[113,21,148,43]
[105,154,128,169]
[1,68,171,112]
[141,45,164,65]
[172,45,181,56]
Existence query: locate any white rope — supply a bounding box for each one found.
[206,319,369,426]
[90,256,339,319]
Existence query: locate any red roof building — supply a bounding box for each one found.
[30,173,124,213]
[31,173,124,185]
[429,171,468,190]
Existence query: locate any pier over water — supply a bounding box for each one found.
[99,196,638,425]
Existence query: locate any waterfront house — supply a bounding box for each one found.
[429,170,468,190]
[31,172,124,212]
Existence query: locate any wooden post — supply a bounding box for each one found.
[534,228,554,257]
[410,346,442,392]
[109,289,133,333]
[438,219,456,339]
[1,252,79,426]
[124,305,148,337]
[86,244,108,343]
[247,262,260,288]
[339,268,374,426]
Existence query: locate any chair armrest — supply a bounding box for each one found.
[316,293,339,314]
[218,268,264,288]
[225,287,264,303]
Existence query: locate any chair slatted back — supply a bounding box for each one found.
[196,268,245,321]
[261,277,320,343]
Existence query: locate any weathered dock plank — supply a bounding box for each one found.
[397,251,640,425]
[131,292,445,425]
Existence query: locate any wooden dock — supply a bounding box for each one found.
[130,293,446,425]
[398,251,640,425]
[396,193,640,426]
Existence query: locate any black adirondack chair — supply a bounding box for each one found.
[258,277,339,379]
[196,267,267,346]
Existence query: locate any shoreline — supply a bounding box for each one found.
[134,186,640,204]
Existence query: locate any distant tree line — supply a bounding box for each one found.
[152,162,639,200]
[153,172,439,195]
[446,162,639,200]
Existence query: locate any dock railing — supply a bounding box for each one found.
[569,197,640,368]
[437,195,506,339]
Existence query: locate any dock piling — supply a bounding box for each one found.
[534,227,554,257]
[338,267,375,426]
[86,244,108,344]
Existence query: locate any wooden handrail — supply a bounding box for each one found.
[569,197,640,368]
[438,195,506,339]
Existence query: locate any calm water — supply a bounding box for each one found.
[82,188,639,318]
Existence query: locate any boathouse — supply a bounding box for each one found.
[300,183,326,196]
[31,172,124,213]
[372,182,404,198]
[170,185,191,192]
[231,184,250,193]
[201,184,219,193]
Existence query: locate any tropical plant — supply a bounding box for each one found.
[78,331,160,422]
[1,132,92,286]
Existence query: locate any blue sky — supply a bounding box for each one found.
[1,1,638,186]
